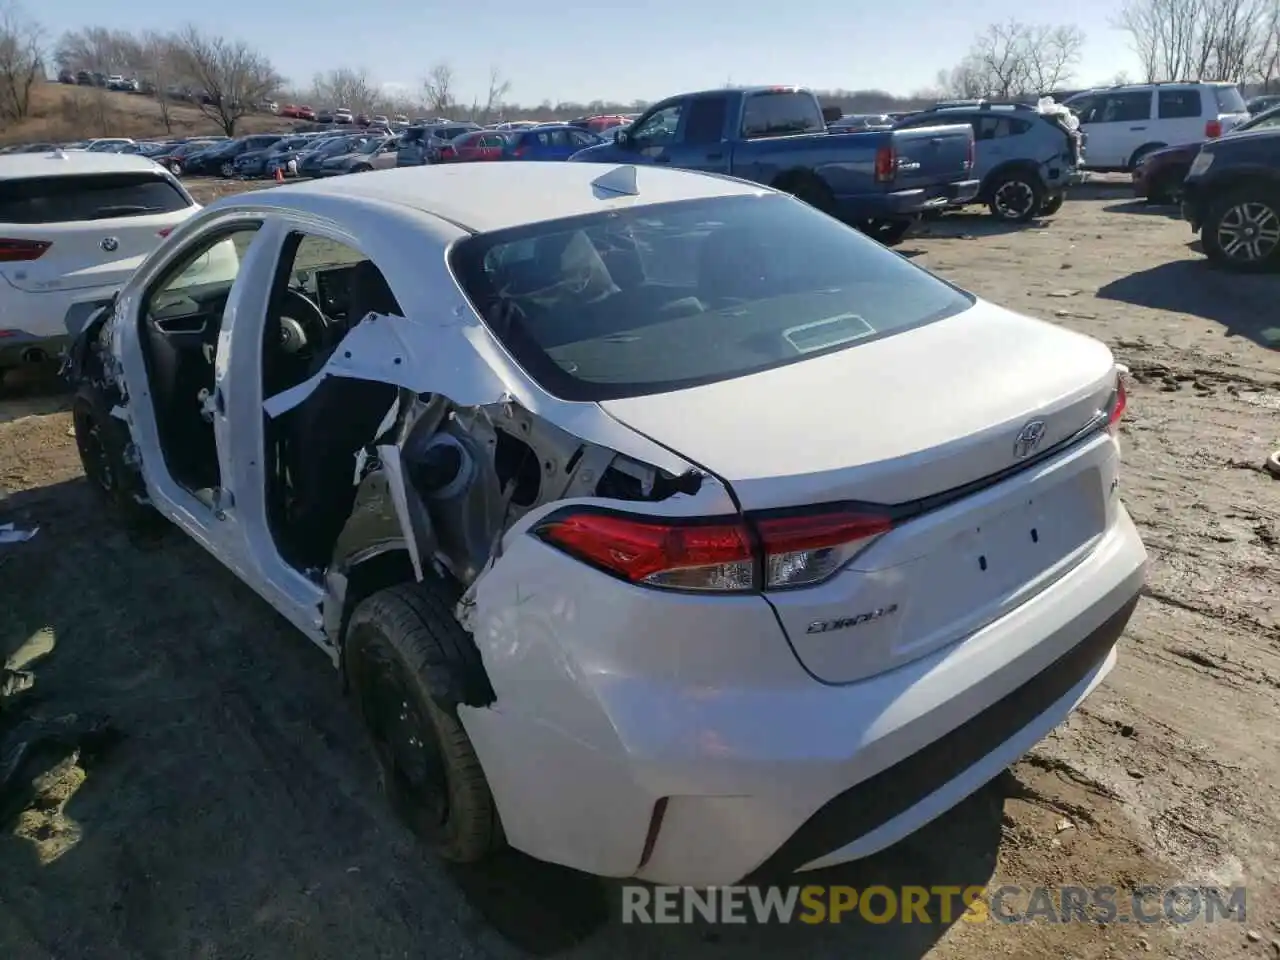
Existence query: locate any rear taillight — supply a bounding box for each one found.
[1205,119,1222,138]
[157,227,173,238]
[874,144,895,183]
[0,238,51,262]
[1107,377,1127,438]
[534,505,894,592]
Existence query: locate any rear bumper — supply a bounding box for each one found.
[0,330,71,368]
[832,178,980,222]
[460,506,1147,886]
[0,293,115,367]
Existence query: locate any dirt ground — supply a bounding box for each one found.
[0,177,1277,960]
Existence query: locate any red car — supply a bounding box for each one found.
[437,130,509,163]
[1131,143,1200,205]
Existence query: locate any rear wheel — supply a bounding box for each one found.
[782,174,835,214]
[987,172,1045,222]
[168,161,183,176]
[344,582,503,863]
[1201,186,1280,273]
[219,161,234,178]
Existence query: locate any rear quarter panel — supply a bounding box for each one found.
[726,130,891,194]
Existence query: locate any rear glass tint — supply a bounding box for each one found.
[1213,85,1247,114]
[0,173,190,224]
[449,194,973,401]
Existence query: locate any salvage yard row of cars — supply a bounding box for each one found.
[0,76,1274,889]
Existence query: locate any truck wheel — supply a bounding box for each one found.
[72,384,165,533]
[988,172,1045,222]
[1039,192,1065,216]
[344,582,504,863]
[862,219,912,246]
[1200,186,1280,273]
[780,174,834,214]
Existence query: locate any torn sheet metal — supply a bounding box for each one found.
[260,311,694,479]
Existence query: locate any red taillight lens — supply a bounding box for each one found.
[534,506,895,592]
[0,238,51,262]
[536,511,755,590]
[874,145,895,182]
[157,227,173,238]
[1107,377,1127,437]
[1205,119,1222,138]
[514,145,528,157]
[755,510,894,589]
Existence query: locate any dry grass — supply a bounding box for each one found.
[0,82,302,145]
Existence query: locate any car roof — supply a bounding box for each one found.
[0,151,168,180]
[218,162,771,234]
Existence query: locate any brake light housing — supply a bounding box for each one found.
[874,144,895,183]
[1205,119,1222,138]
[0,238,51,262]
[1106,376,1127,438]
[534,504,895,593]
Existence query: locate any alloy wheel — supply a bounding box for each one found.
[1215,201,1280,263]
[994,179,1035,219]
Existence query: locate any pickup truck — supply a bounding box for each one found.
[568,85,979,245]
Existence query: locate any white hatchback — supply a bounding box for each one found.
[65,162,1147,887]
[0,151,202,381]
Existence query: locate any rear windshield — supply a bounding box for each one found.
[1213,85,1247,114]
[741,91,827,138]
[0,173,190,224]
[449,194,973,401]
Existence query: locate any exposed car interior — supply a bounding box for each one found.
[260,235,402,571]
[139,228,257,495]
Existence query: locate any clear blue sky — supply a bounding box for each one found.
[42,0,1142,106]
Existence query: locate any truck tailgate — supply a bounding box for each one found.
[889,123,973,191]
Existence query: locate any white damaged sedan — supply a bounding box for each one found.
[65,161,1146,886]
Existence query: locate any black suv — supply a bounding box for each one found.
[1181,125,1280,272]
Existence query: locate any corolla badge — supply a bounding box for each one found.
[1013,420,1047,459]
[806,604,899,634]
[100,236,119,252]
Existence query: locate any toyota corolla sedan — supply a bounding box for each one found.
[65,161,1146,888]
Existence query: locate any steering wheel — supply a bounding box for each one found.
[275,288,334,359]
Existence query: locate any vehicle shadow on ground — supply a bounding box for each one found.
[0,475,1006,960]
[1101,200,1180,218]
[914,214,1052,240]
[1097,259,1280,350]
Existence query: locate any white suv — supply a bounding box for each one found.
[0,151,202,383]
[1065,82,1250,171]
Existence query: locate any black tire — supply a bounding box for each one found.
[1145,166,1188,206]
[987,172,1045,222]
[861,218,912,246]
[344,582,503,863]
[351,163,372,174]
[1201,186,1280,273]
[782,175,834,214]
[72,384,164,532]
[1039,192,1065,216]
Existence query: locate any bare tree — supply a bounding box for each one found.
[137,32,182,132]
[1115,0,1273,83]
[310,66,376,112]
[422,62,454,115]
[943,20,1085,99]
[55,26,141,74]
[169,25,282,136]
[476,66,511,122]
[0,3,43,125]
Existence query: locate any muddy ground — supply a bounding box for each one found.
[0,178,1277,960]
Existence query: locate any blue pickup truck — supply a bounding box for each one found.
[569,85,979,245]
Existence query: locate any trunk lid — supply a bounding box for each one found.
[0,170,196,295]
[601,302,1121,683]
[888,123,974,191]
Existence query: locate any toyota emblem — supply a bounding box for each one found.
[1013,420,1047,460]
[100,237,119,252]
